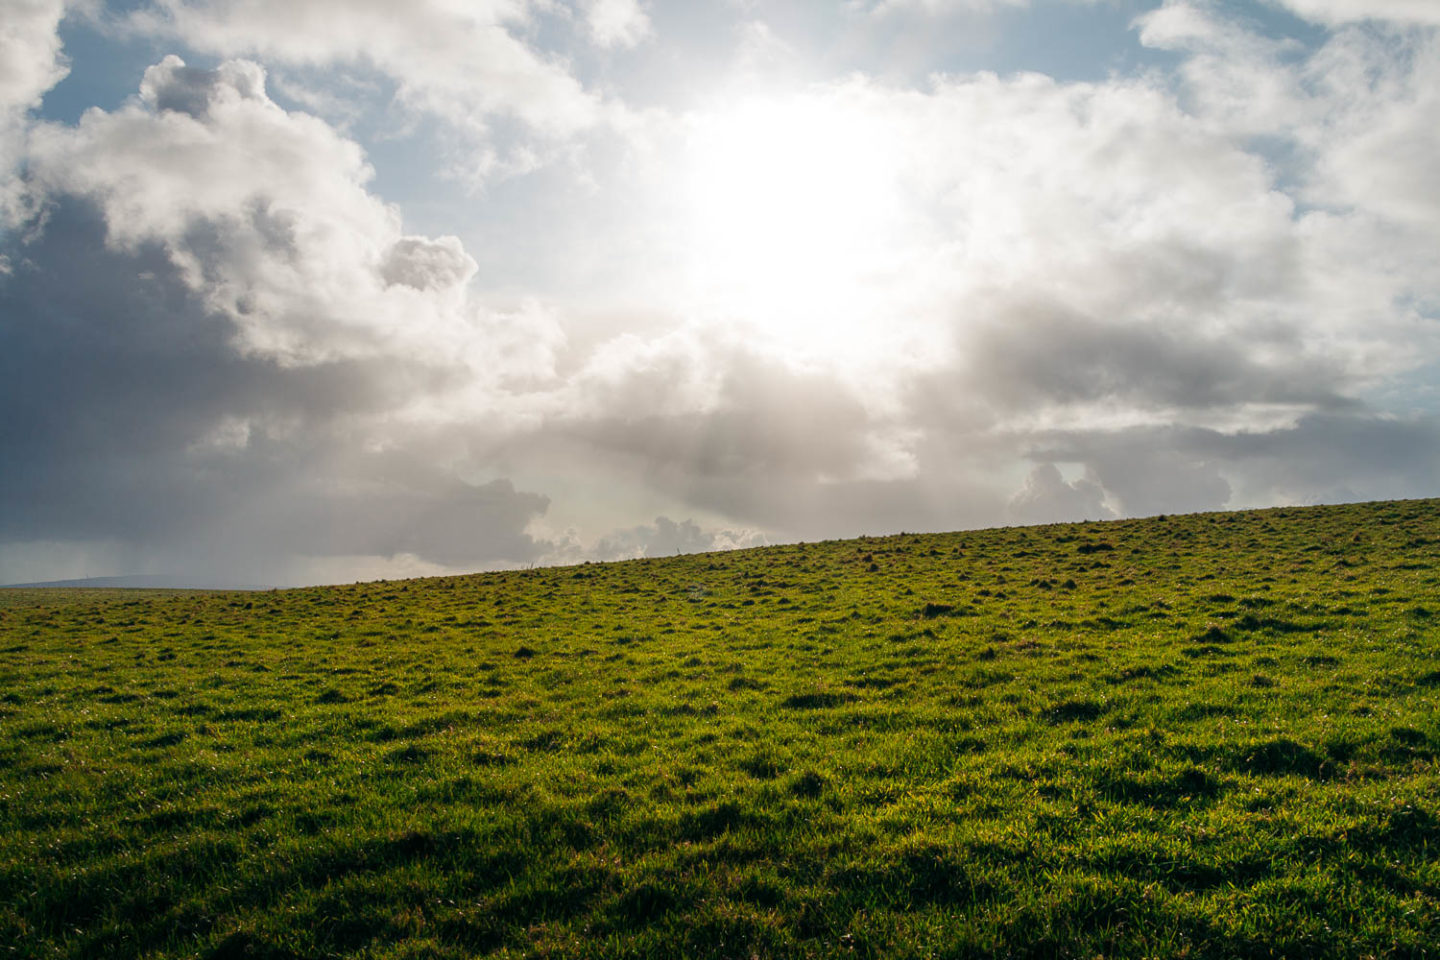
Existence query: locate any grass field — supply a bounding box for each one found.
[2,500,1439,958]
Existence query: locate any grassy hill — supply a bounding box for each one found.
[2,500,1438,959]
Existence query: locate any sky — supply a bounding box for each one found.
[2,0,1439,586]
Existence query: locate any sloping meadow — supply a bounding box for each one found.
[1,500,1438,958]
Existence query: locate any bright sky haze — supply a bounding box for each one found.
[3,0,1439,585]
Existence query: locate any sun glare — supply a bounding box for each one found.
[679,94,910,359]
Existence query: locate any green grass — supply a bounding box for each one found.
[2,499,1439,959]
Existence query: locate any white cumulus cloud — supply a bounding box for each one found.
[126,0,611,181]
[584,0,652,49]
[1273,0,1440,26]
[0,0,69,222]
[26,55,554,376]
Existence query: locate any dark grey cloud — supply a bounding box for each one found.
[1009,463,1114,525]
[594,515,764,560]
[1025,410,1440,518]
[561,353,877,481]
[1088,447,1233,519]
[958,303,1351,415]
[0,198,551,582]
[1203,412,1440,505]
[522,347,1016,541]
[141,55,260,118]
[679,474,1010,542]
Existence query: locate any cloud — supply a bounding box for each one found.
[956,304,1349,421]
[1085,447,1233,518]
[1272,0,1440,26]
[125,0,610,180]
[583,0,652,49]
[1302,32,1440,231]
[860,0,1026,13]
[379,235,477,291]
[1023,409,1440,516]
[0,0,68,223]
[852,0,1030,15]
[26,55,554,376]
[1201,411,1440,506]
[593,516,765,560]
[3,56,568,584]
[851,0,1102,16]
[1141,1,1440,226]
[0,196,555,583]
[1009,464,1114,525]
[0,0,68,114]
[1134,3,1440,367]
[0,195,555,569]
[558,344,884,482]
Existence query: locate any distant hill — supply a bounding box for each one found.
[0,574,269,590]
